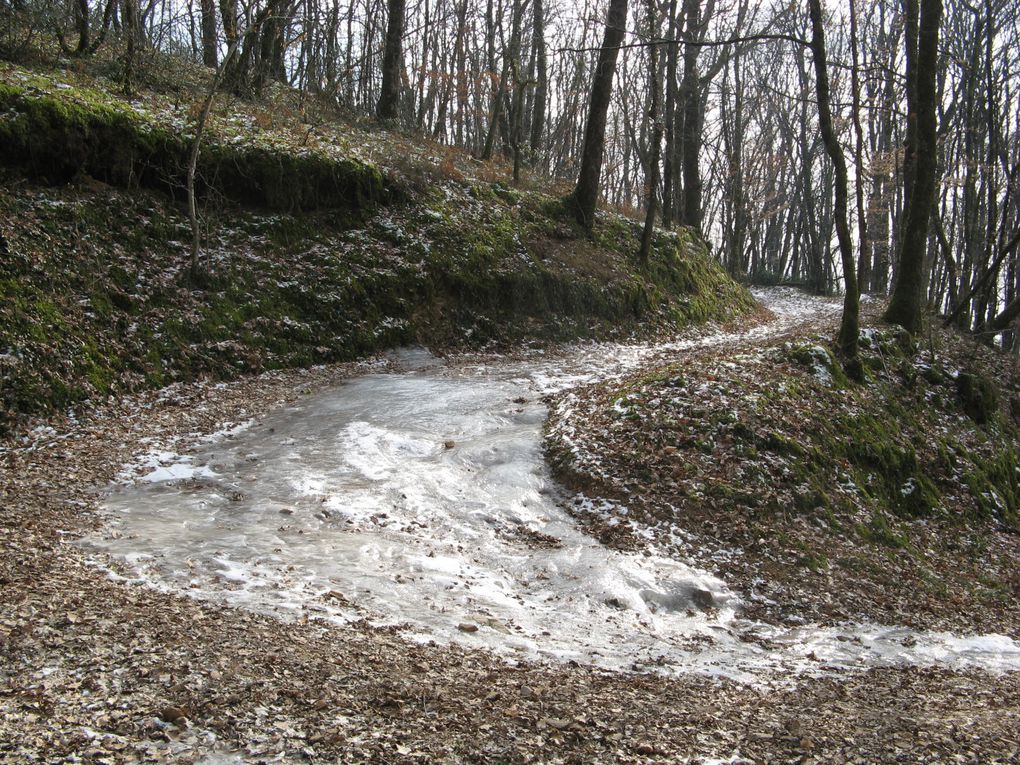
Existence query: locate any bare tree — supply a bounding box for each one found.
[377,0,407,119]
[570,0,628,230]
[807,0,860,374]
[638,0,662,266]
[884,0,944,334]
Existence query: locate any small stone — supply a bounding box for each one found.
[457,622,478,633]
[444,440,456,449]
[159,706,189,724]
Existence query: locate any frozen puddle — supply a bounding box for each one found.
[84,290,1020,681]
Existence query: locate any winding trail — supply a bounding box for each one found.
[85,289,1020,682]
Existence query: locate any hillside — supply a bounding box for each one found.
[0,59,752,432]
[547,295,1020,637]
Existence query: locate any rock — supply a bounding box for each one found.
[457,622,478,633]
[158,706,189,724]
[689,587,716,610]
[444,440,456,450]
[956,372,999,424]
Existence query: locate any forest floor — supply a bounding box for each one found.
[3,291,1020,764]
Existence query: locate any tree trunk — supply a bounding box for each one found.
[808,0,860,374]
[74,0,91,54]
[660,0,678,229]
[639,0,662,266]
[849,0,869,290]
[677,0,702,232]
[200,0,217,67]
[884,0,943,334]
[571,0,629,230]
[377,0,406,120]
[528,0,547,158]
[121,0,142,93]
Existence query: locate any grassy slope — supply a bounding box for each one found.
[0,60,753,431]
[546,312,1020,634]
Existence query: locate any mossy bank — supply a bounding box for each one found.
[0,63,753,433]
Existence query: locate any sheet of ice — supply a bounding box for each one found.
[84,289,1020,681]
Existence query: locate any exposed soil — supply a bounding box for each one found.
[3,305,1020,763]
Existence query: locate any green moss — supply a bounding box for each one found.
[794,542,829,573]
[826,414,939,517]
[856,510,911,549]
[965,445,1019,527]
[763,431,806,458]
[0,82,385,213]
[792,484,832,514]
[786,342,850,386]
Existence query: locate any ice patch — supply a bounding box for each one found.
[82,289,1020,682]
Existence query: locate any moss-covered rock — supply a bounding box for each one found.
[786,342,846,386]
[956,371,999,424]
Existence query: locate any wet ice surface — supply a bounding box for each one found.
[85,290,1020,682]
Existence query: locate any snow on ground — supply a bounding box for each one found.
[82,290,1020,682]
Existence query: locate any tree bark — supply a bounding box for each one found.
[659,0,678,228]
[200,0,217,67]
[377,0,407,120]
[884,0,943,334]
[74,0,91,54]
[676,0,702,232]
[639,0,662,266]
[571,0,629,230]
[219,0,237,46]
[528,0,547,158]
[849,0,869,290]
[121,0,142,93]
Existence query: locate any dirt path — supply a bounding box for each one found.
[3,296,1019,763]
